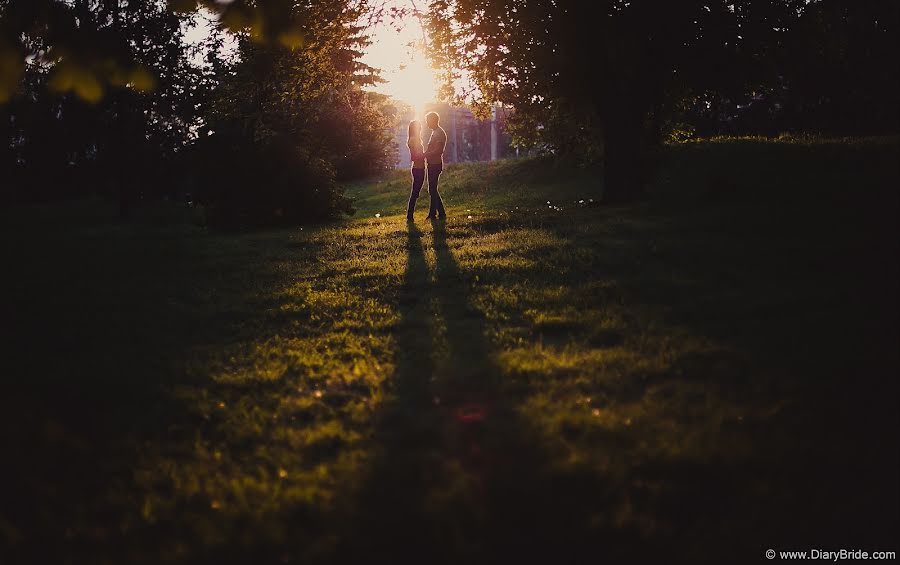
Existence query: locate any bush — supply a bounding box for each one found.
[190,40,392,230]
[191,131,354,231]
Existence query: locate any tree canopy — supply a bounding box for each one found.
[2,0,897,208]
[427,0,899,200]
[1,0,397,225]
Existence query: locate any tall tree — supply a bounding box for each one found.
[184,0,395,227]
[1,0,200,212]
[426,0,829,201]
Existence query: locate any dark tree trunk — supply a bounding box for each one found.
[599,100,646,204]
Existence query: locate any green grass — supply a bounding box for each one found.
[1,137,898,564]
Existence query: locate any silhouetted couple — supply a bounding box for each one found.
[406,111,447,222]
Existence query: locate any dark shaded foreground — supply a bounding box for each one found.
[1,139,898,564]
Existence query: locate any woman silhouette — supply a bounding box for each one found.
[406,120,426,222]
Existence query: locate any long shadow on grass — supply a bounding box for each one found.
[428,223,664,562]
[335,221,661,564]
[333,222,442,561]
[336,219,499,562]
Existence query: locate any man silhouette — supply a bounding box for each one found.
[423,111,447,220]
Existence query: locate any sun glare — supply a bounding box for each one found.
[387,54,439,111]
[361,10,438,112]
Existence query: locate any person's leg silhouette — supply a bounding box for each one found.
[426,164,446,219]
[407,167,425,221]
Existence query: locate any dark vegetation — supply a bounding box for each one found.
[428,0,900,199]
[1,137,897,564]
[1,0,396,227]
[3,1,898,217]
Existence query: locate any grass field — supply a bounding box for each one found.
[1,137,898,564]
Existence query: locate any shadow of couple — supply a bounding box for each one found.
[335,221,545,563]
[326,221,653,564]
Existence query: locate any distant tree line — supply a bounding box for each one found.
[427,0,900,201]
[0,0,396,227]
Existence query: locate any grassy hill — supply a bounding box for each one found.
[1,137,898,564]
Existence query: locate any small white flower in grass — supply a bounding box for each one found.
[467,215,473,219]
[375,213,381,218]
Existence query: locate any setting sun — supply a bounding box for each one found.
[386,54,439,111]
[361,12,438,111]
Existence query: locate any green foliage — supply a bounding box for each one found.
[191,128,353,229]
[666,122,698,144]
[426,0,899,199]
[1,0,396,225]
[192,7,395,228]
[427,0,762,199]
[0,0,204,208]
[0,0,338,102]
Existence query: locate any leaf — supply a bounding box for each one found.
[128,66,157,92]
[48,61,104,103]
[277,30,305,49]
